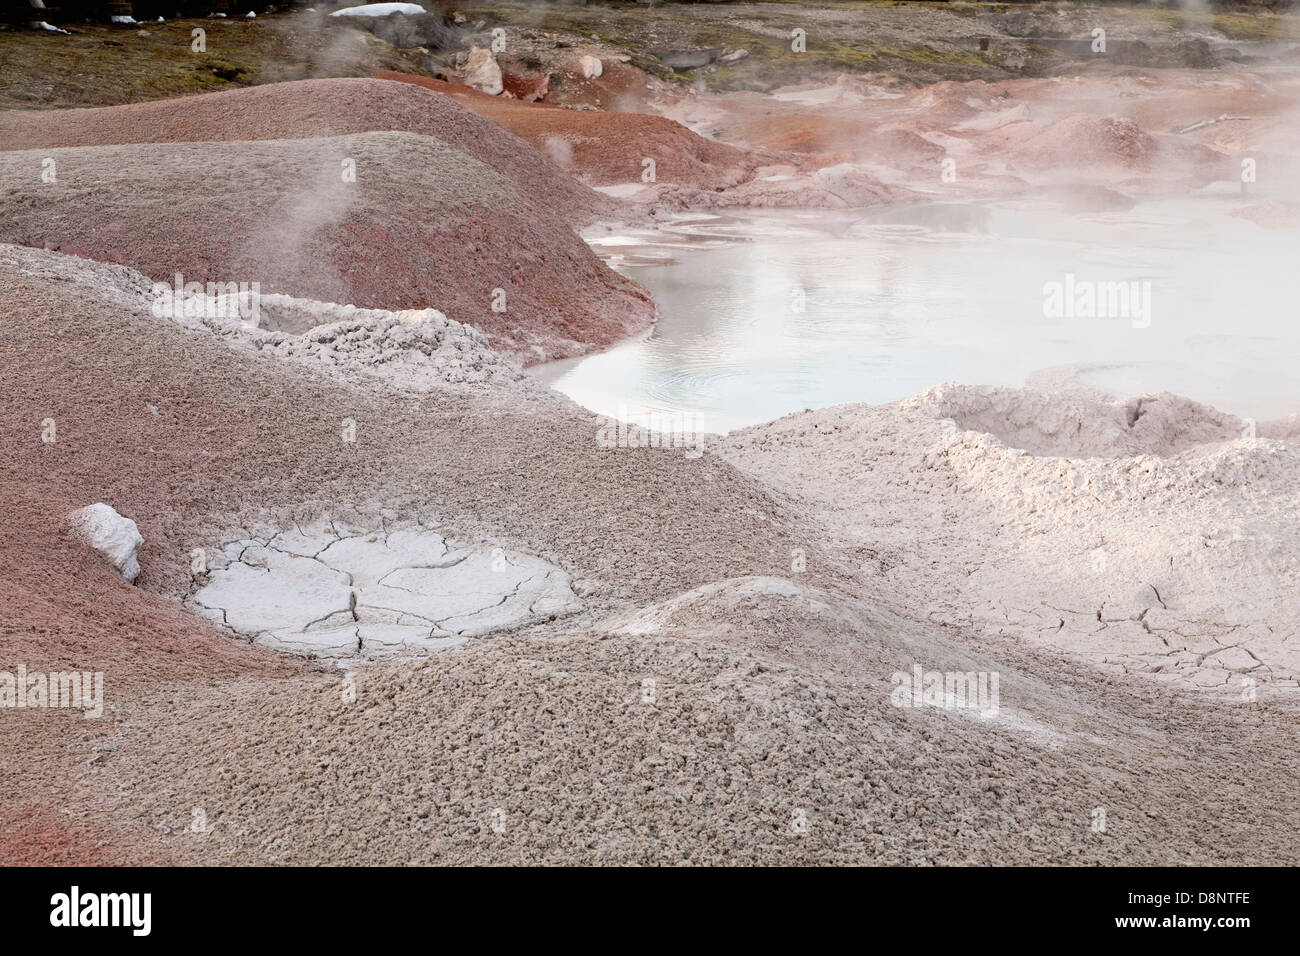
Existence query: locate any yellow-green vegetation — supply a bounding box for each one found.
[1107,4,1287,41]
[0,16,431,110]
[872,45,988,67]
[527,2,996,89]
[1212,12,1289,41]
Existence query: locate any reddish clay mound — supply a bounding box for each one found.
[375,71,767,189]
[1017,116,1160,170]
[0,77,611,227]
[723,112,862,157]
[1001,114,1228,184]
[0,131,653,364]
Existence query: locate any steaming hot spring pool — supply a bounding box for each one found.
[534,197,1300,434]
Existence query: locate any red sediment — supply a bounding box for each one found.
[0,808,137,866]
[375,70,769,189]
[501,71,550,103]
[0,77,608,226]
[0,79,655,365]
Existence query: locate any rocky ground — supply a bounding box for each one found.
[2,1,1299,865]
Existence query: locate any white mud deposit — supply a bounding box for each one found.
[723,383,1300,692]
[0,245,519,391]
[188,521,581,658]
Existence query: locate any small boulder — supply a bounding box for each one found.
[576,54,603,79]
[68,503,144,583]
[464,47,503,96]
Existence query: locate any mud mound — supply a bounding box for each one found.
[911,82,984,124]
[1006,114,1229,185]
[0,77,611,226]
[910,384,1246,459]
[1016,116,1159,171]
[723,385,1300,690]
[1034,182,1136,213]
[375,71,768,189]
[1261,413,1300,441]
[0,133,654,364]
[722,113,847,155]
[595,575,1107,732]
[654,162,896,210]
[60,628,1300,865]
[4,242,520,390]
[0,243,802,610]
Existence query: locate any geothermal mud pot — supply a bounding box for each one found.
[188,522,581,657]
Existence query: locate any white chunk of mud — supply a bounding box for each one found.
[189,523,580,658]
[67,503,144,583]
[157,293,520,389]
[576,55,603,79]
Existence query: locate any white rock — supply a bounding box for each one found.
[576,54,603,79]
[68,503,144,583]
[464,47,503,96]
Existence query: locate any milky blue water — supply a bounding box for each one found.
[536,199,1299,433]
